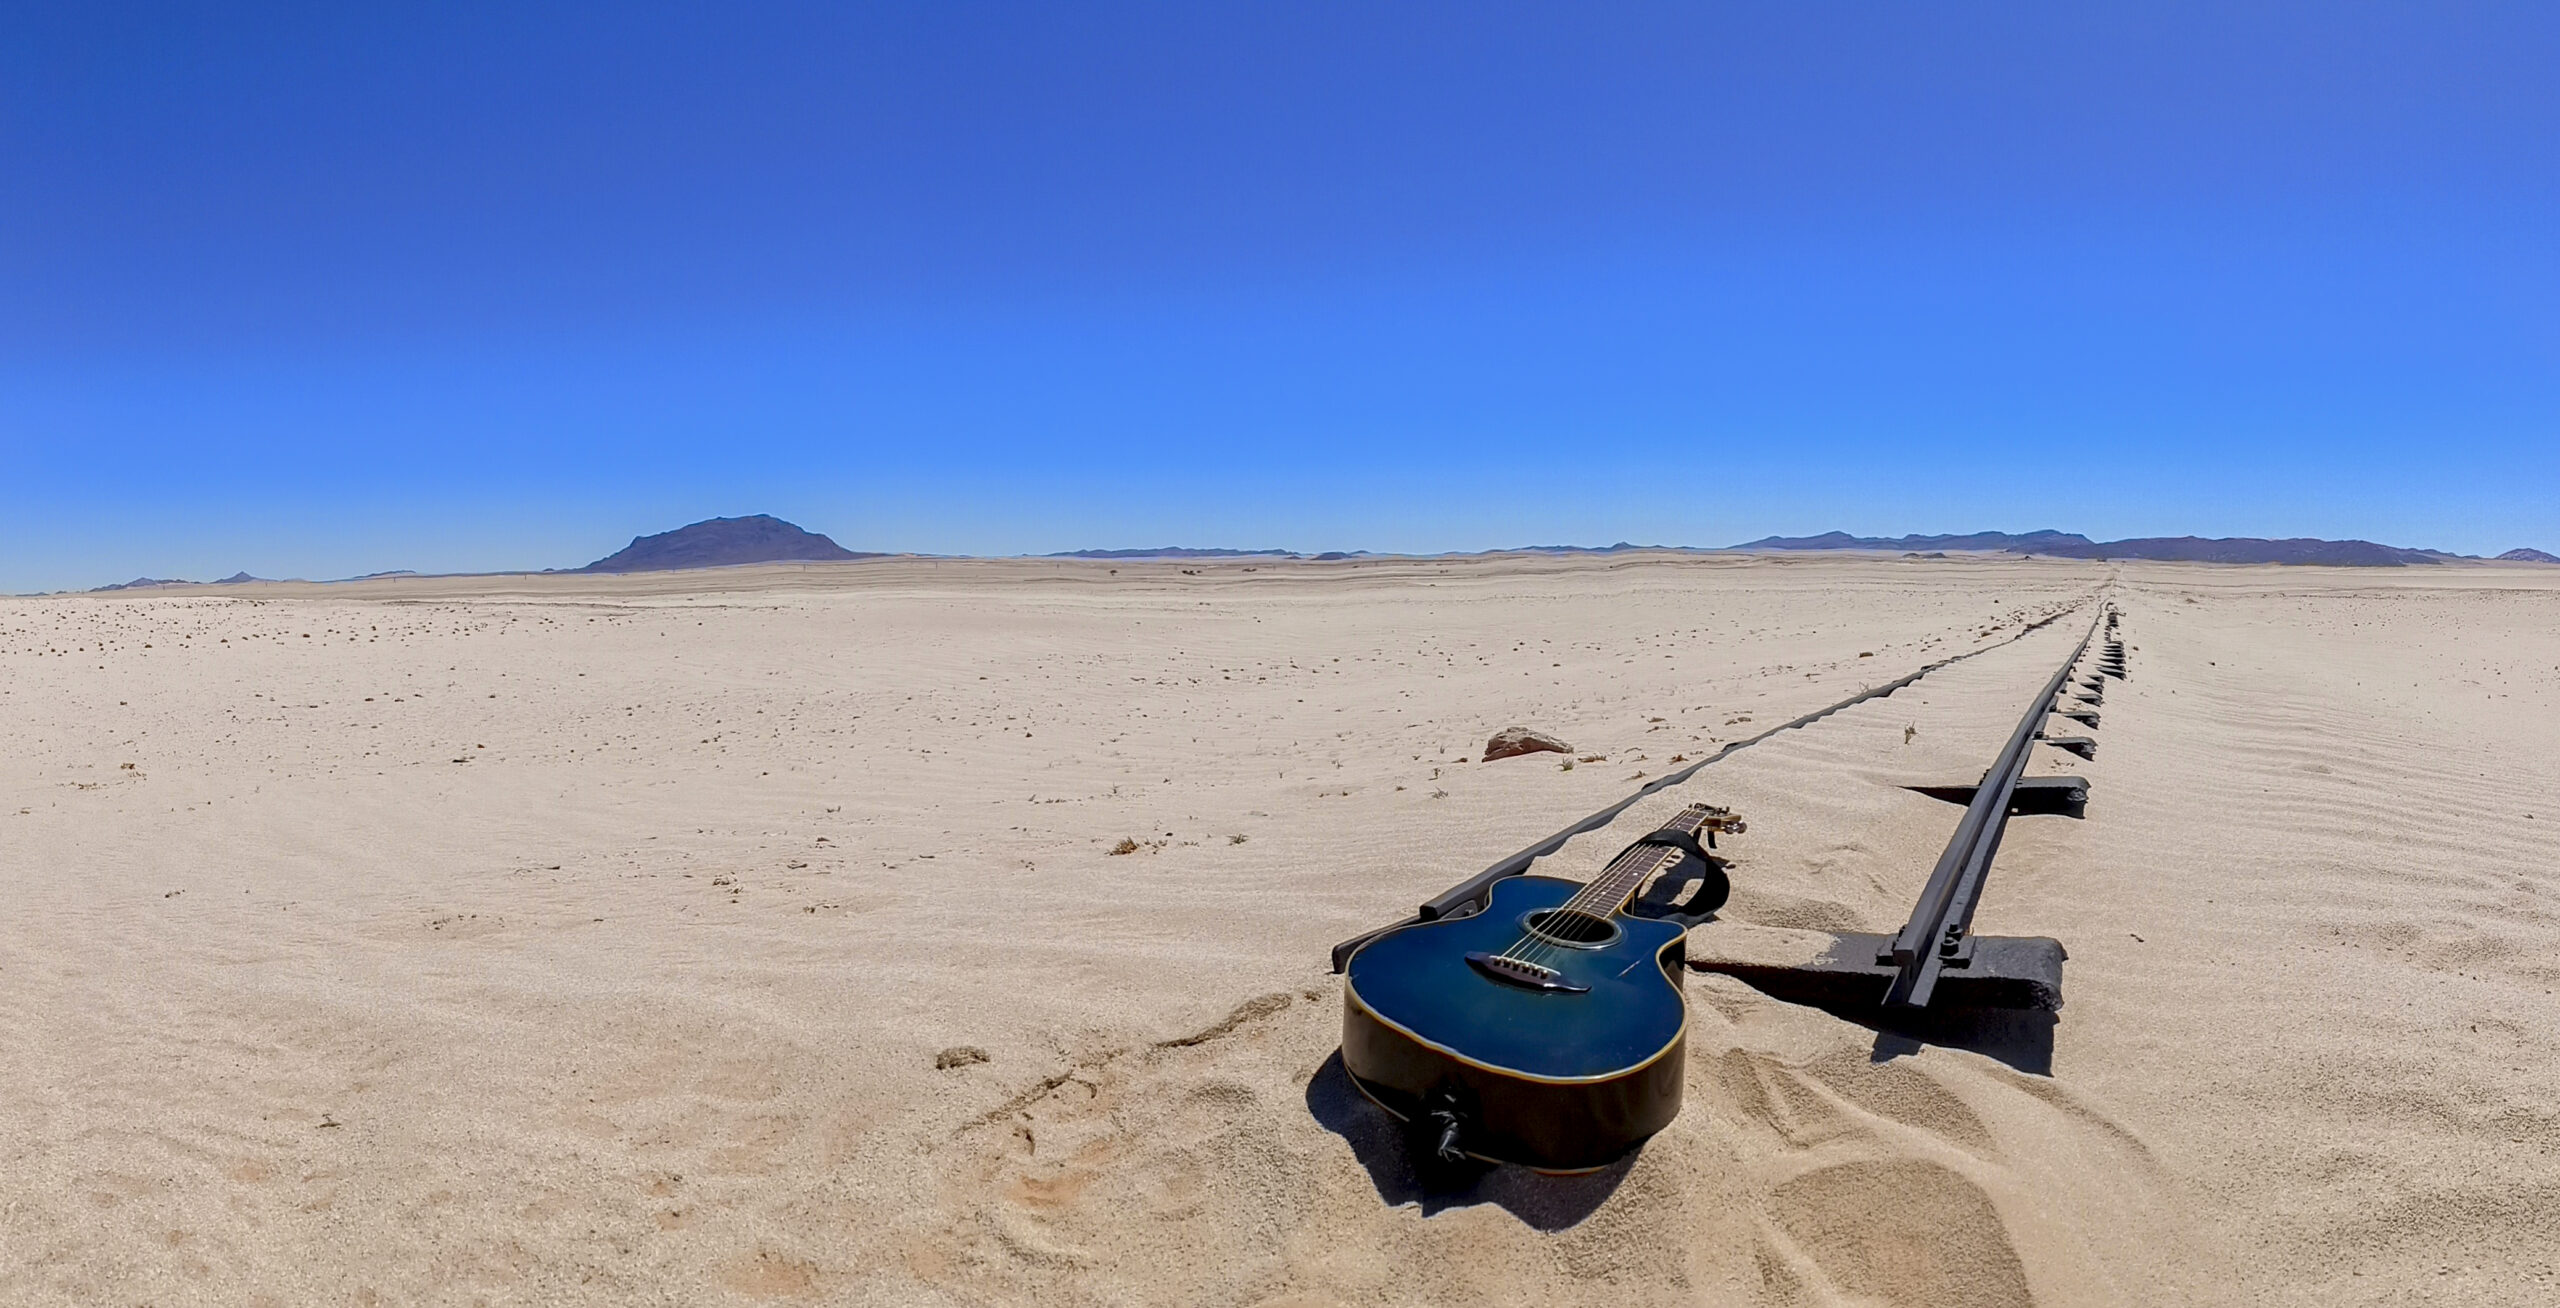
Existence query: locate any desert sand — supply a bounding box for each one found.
[3,550,2555,1305]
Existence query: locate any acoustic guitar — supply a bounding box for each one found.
[1340,802,1739,1172]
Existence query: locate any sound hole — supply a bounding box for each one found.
[1524,909,1620,948]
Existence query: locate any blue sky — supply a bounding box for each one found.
[5,2,2554,589]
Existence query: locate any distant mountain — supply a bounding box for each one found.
[90,571,267,591]
[1507,541,1652,554]
[2043,536,2439,566]
[579,515,877,573]
[1053,544,1693,560]
[1050,547,1298,559]
[1735,530,2446,567]
[2500,547,2560,564]
[1736,530,2096,553]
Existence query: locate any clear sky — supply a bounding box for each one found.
[6,2,2555,590]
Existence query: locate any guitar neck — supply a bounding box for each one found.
[1577,802,1718,915]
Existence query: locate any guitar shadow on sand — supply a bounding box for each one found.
[1303,1051,1633,1230]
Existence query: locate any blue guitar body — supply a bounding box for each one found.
[1341,875,1690,1172]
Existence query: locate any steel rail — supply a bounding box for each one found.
[1880,605,2107,1007]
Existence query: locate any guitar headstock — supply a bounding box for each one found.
[1667,802,1747,839]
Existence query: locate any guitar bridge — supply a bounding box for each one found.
[1466,951,1591,994]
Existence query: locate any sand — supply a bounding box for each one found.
[2,550,2554,1304]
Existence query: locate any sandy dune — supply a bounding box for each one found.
[3,552,2554,1304]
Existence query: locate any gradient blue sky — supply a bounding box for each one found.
[6,2,2555,590]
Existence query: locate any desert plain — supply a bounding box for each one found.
[2,550,2555,1305]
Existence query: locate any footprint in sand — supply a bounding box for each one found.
[1765,1157,2032,1308]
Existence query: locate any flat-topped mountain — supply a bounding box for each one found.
[579,515,876,573]
[1735,530,2448,567]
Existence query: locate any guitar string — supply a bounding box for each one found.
[1515,849,1657,969]
[1502,828,1644,966]
[1512,841,1685,970]
[1569,805,1709,922]
[1502,801,1707,968]
[1501,804,1707,970]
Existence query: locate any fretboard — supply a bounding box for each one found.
[1568,802,1719,916]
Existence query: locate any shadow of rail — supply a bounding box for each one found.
[1858,1005,2057,1075]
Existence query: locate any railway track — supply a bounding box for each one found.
[1334,596,2129,1015]
[1868,602,2118,1008]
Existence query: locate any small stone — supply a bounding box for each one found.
[1483,727,1573,762]
[934,1046,990,1071]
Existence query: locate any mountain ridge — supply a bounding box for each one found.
[91,571,267,591]
[579,515,879,573]
[1049,547,1296,559]
[1737,529,2096,554]
[1733,530,2457,567]
[67,522,2554,592]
